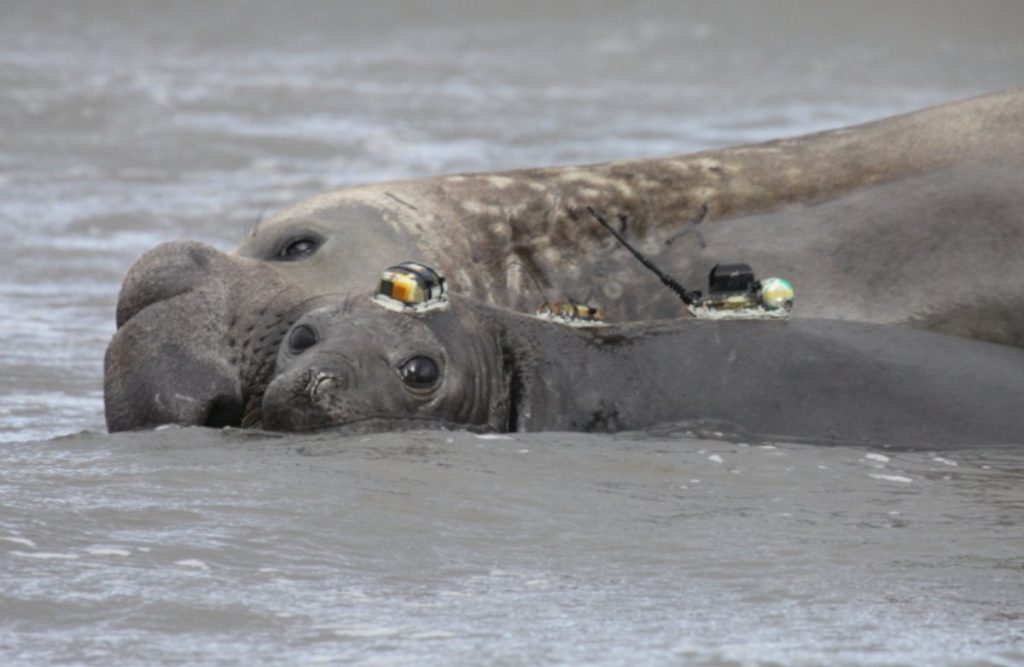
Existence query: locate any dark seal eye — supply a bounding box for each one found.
[288,324,318,353]
[277,236,320,261]
[398,356,440,388]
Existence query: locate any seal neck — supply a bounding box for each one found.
[486,305,640,433]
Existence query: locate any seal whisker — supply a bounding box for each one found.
[507,258,552,312]
[240,397,263,430]
[245,205,271,240]
[664,202,709,247]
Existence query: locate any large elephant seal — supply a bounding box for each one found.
[262,294,1024,449]
[105,89,1024,431]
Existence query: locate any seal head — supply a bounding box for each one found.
[262,298,511,433]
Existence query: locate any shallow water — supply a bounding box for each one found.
[2,1,1024,664]
[4,429,1024,666]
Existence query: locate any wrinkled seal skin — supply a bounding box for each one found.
[264,296,1024,449]
[106,88,1024,431]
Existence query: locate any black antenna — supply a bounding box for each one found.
[587,206,697,305]
[509,258,552,312]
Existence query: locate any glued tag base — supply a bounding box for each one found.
[688,304,791,320]
[371,293,449,313]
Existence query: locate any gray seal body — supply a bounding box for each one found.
[263,296,1024,449]
[105,89,1024,431]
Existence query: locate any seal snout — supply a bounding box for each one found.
[307,369,347,399]
[105,240,248,432]
[302,361,356,412]
[115,240,232,329]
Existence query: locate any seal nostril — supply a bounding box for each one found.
[204,393,244,428]
[305,369,349,411]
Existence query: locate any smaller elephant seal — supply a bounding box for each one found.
[262,286,1024,449]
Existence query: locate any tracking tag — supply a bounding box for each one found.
[373,261,448,312]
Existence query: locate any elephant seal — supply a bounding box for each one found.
[262,293,1024,449]
[105,89,1024,431]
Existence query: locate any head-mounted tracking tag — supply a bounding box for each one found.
[373,261,448,312]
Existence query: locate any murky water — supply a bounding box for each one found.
[2,2,1023,664]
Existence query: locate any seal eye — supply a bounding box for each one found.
[398,356,440,388]
[277,236,320,261]
[287,324,318,353]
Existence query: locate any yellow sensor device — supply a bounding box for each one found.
[374,262,448,312]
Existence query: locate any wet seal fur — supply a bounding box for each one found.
[263,295,1024,449]
[106,89,1024,431]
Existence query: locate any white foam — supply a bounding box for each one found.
[474,434,512,441]
[869,474,913,484]
[865,453,890,463]
[11,551,78,560]
[175,559,210,570]
[708,454,724,464]
[408,630,456,640]
[1,536,37,548]
[932,456,959,467]
[86,546,131,557]
[332,624,400,639]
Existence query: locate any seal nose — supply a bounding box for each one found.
[306,369,350,405]
[105,240,245,432]
[104,338,244,430]
[116,240,231,329]
[260,364,343,432]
